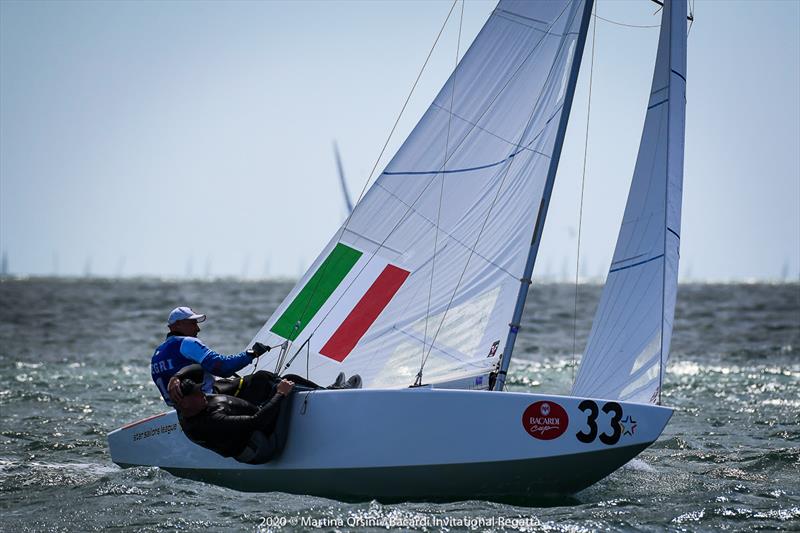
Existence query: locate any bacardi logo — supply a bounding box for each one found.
[522,401,569,440]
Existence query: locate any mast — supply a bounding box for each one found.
[493,0,594,391]
[333,142,354,215]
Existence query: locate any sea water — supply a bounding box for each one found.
[0,279,798,531]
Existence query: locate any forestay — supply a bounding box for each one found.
[572,0,687,404]
[250,0,590,389]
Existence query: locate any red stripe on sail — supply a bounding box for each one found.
[320,264,410,362]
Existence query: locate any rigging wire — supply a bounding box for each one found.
[273,0,460,368]
[346,0,460,214]
[571,0,598,385]
[594,14,658,29]
[246,342,287,377]
[304,1,573,361]
[418,0,465,386]
[417,3,582,381]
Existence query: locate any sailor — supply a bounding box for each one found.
[168,364,295,464]
[150,306,269,406]
[152,306,363,406]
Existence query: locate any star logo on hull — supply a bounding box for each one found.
[620,415,637,436]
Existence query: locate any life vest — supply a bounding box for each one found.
[151,336,212,405]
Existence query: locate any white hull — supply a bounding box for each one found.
[108,389,671,502]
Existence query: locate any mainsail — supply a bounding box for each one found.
[251,0,591,389]
[572,0,687,403]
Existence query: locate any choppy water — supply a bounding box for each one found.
[0,279,798,532]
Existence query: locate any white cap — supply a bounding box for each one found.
[167,306,207,325]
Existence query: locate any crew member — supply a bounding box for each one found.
[151,306,268,405]
[168,364,294,464]
[153,306,363,406]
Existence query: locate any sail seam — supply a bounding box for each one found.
[587,106,668,346]
[340,227,405,255]
[419,1,582,382]
[584,322,662,397]
[395,326,486,366]
[611,251,649,265]
[577,271,660,393]
[495,10,565,34]
[579,271,657,394]
[380,6,571,182]
[295,0,576,373]
[306,321,492,376]
[429,101,554,156]
[581,255,659,379]
[383,105,562,176]
[312,1,567,310]
[589,331,663,399]
[372,183,518,279]
[383,154,518,176]
[671,69,686,82]
[573,1,687,402]
[270,0,462,360]
[608,253,664,273]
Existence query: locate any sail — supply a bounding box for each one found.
[250,0,591,389]
[572,0,687,403]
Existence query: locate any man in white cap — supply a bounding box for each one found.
[151,306,268,406]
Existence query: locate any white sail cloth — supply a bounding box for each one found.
[250,0,590,389]
[572,0,687,403]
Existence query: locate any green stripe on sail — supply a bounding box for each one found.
[270,243,363,340]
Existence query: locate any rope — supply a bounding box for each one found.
[418,0,465,386]
[571,0,598,385]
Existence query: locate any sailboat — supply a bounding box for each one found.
[333,141,354,215]
[109,0,687,501]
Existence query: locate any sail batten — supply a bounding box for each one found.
[250,0,592,389]
[572,0,687,404]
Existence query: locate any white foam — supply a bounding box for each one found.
[624,459,656,472]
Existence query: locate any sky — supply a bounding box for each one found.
[1,0,798,282]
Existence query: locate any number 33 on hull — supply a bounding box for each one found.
[108,389,671,502]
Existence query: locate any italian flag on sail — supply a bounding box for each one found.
[270,243,410,362]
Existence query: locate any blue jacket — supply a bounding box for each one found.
[151,334,252,405]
